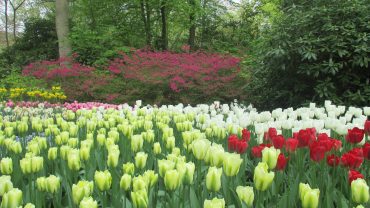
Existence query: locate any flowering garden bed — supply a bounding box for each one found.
[0,100,369,208]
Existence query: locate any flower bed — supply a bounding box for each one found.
[0,101,369,208]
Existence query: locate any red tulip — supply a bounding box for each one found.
[317,133,329,141]
[228,135,239,151]
[364,120,370,135]
[276,153,288,171]
[236,140,248,154]
[228,134,248,154]
[310,141,326,162]
[348,169,364,184]
[242,128,251,142]
[346,127,364,144]
[362,143,370,160]
[326,154,340,167]
[285,138,298,153]
[341,148,364,169]
[297,128,316,147]
[264,128,277,142]
[272,135,285,149]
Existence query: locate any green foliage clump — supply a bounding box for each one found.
[250,0,370,110]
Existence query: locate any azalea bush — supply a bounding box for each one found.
[0,100,369,208]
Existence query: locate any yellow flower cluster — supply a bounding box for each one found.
[0,86,67,102]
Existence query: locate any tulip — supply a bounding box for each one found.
[31,156,43,173]
[120,174,132,191]
[24,203,36,208]
[46,175,60,194]
[67,149,81,171]
[153,142,162,155]
[206,167,222,192]
[208,144,225,167]
[107,148,120,168]
[142,170,158,187]
[60,145,71,160]
[253,162,275,191]
[191,138,211,160]
[183,162,195,185]
[204,197,225,208]
[0,176,13,196]
[302,189,320,208]
[223,152,243,177]
[351,179,369,204]
[131,189,148,208]
[164,169,181,191]
[68,138,79,148]
[158,159,175,177]
[72,181,94,205]
[131,135,144,152]
[20,157,32,174]
[0,188,22,208]
[123,162,135,175]
[79,197,98,208]
[0,157,12,175]
[236,186,254,206]
[133,176,147,192]
[262,146,280,169]
[94,170,112,191]
[48,147,58,160]
[166,136,176,150]
[36,177,46,192]
[135,152,148,169]
[80,147,91,161]
[97,134,106,146]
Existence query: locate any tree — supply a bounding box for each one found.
[160,0,168,50]
[9,0,26,41]
[4,0,9,47]
[187,0,196,50]
[55,0,71,58]
[140,0,152,47]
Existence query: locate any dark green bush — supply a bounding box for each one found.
[251,0,370,110]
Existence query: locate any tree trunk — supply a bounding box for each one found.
[56,0,72,59]
[188,0,196,51]
[140,0,152,47]
[160,0,168,50]
[9,0,26,41]
[4,0,9,47]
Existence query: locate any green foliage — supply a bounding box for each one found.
[0,17,58,79]
[0,71,47,89]
[251,0,370,110]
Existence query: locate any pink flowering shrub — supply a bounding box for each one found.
[108,49,244,103]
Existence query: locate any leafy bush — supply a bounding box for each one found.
[0,17,58,78]
[107,49,245,104]
[252,0,370,110]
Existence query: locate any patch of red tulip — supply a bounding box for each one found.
[264,127,277,142]
[341,148,364,169]
[297,128,316,147]
[285,138,299,153]
[326,154,340,167]
[228,134,248,154]
[345,127,365,144]
[276,153,288,171]
[348,169,364,184]
[272,135,285,149]
[242,128,251,142]
[363,142,370,160]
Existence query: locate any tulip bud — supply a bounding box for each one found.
[48,147,58,160]
[206,167,222,192]
[24,203,36,208]
[131,135,144,152]
[120,174,132,191]
[236,186,254,206]
[0,188,22,208]
[46,175,60,194]
[131,189,148,208]
[135,152,148,170]
[4,127,14,137]
[183,162,195,185]
[351,179,369,204]
[108,130,119,143]
[10,142,22,154]
[60,131,69,144]
[79,197,98,208]
[17,122,28,134]
[262,147,280,169]
[97,134,106,146]
[143,170,158,188]
[165,136,176,150]
[223,152,243,177]
[208,145,225,167]
[0,157,12,175]
[158,159,175,177]
[302,189,320,208]
[94,170,112,191]
[191,139,211,160]
[67,149,81,171]
[72,181,94,205]
[0,176,13,196]
[204,197,225,208]
[123,162,135,175]
[68,138,79,148]
[107,148,120,168]
[20,157,32,174]
[31,156,43,173]
[164,169,181,191]
[133,176,147,192]
[253,162,275,191]
[36,177,47,192]
[60,145,71,160]
[153,142,162,155]
[69,125,78,137]
[79,147,91,161]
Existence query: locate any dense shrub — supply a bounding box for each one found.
[251,0,370,110]
[0,17,58,79]
[107,49,245,104]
